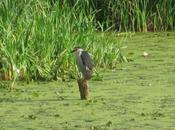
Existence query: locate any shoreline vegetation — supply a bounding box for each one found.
[0,32,175,129]
[0,0,175,83]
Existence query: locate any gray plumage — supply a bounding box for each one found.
[72,47,93,80]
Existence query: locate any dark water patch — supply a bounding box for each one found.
[150,59,165,62]
[159,97,175,107]
[0,97,15,103]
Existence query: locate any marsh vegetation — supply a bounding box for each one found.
[0,33,175,129]
[0,0,175,82]
[0,0,175,129]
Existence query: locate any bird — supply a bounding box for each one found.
[71,47,93,80]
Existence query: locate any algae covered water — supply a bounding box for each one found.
[0,33,175,129]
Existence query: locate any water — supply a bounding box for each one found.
[0,32,175,130]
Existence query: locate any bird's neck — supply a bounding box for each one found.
[76,49,83,56]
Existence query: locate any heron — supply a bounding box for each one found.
[71,47,93,80]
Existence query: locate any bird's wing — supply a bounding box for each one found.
[81,51,94,70]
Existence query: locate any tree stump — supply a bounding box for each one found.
[77,79,89,100]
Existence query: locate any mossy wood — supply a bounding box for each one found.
[77,79,89,100]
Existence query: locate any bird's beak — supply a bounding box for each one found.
[71,49,75,53]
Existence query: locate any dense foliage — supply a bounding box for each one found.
[58,0,175,31]
[0,0,126,82]
[92,0,175,31]
[0,0,174,83]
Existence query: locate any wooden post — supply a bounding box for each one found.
[77,79,89,100]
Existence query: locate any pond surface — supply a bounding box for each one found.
[0,32,175,130]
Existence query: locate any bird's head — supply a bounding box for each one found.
[71,47,83,53]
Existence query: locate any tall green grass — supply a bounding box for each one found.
[90,0,175,32]
[2,0,173,83]
[0,0,126,82]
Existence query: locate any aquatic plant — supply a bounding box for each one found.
[0,0,126,82]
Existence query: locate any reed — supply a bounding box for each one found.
[90,0,175,31]
[1,0,174,82]
[0,0,126,82]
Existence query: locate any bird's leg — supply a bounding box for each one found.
[76,71,82,79]
[80,72,83,79]
[75,66,81,79]
[77,72,84,81]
